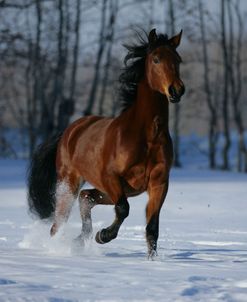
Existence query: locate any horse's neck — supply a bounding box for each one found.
[132,78,169,130]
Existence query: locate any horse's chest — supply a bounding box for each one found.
[124,163,148,193]
[120,115,172,192]
[123,142,171,193]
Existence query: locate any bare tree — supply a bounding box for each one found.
[198,0,218,169]
[0,0,85,156]
[70,0,81,104]
[84,0,108,116]
[58,0,82,131]
[98,0,118,115]
[227,0,247,171]
[27,0,42,155]
[220,0,231,170]
[50,0,68,134]
[167,0,181,167]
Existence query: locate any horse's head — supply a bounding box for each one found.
[146,29,185,103]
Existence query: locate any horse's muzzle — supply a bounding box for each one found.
[168,84,185,103]
[169,96,181,103]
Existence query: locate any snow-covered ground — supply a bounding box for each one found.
[0,159,247,302]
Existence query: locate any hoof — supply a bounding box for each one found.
[95,228,118,244]
[95,229,107,244]
[147,249,158,260]
[50,223,57,236]
[95,229,116,244]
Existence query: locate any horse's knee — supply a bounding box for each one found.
[80,190,90,200]
[79,190,95,209]
[115,196,129,220]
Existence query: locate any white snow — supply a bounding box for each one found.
[0,159,247,301]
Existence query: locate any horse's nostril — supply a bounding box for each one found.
[169,84,185,98]
[168,85,176,96]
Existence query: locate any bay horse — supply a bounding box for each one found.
[28,29,185,258]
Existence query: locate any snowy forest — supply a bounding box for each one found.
[0,0,247,172]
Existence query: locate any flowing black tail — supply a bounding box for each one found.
[27,134,62,219]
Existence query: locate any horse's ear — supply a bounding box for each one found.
[168,30,183,48]
[148,28,158,46]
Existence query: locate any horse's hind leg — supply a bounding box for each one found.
[78,190,94,240]
[50,175,81,236]
[78,189,113,240]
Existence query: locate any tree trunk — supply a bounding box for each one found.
[198,0,218,169]
[98,0,118,115]
[70,0,81,103]
[220,0,231,170]
[84,0,108,116]
[167,0,181,167]
[227,0,246,172]
[55,0,70,133]
[57,0,81,131]
[28,0,42,156]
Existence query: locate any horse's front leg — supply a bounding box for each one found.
[95,195,129,244]
[95,178,129,244]
[146,164,169,258]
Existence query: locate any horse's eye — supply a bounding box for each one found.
[153,56,160,64]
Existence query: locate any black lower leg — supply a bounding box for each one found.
[95,195,129,244]
[146,214,159,257]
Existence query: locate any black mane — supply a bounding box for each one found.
[119,31,168,112]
